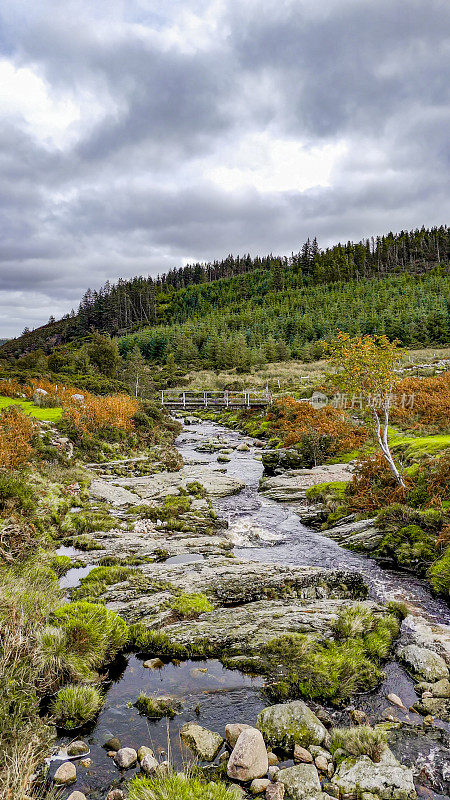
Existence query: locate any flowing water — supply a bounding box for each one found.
[54,419,450,799]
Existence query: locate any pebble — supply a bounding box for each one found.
[250,778,270,794]
[137,746,154,762]
[143,658,164,669]
[141,754,158,775]
[67,741,89,756]
[387,693,407,710]
[293,744,313,763]
[422,690,433,699]
[53,762,77,785]
[350,708,369,725]
[67,793,86,800]
[104,737,121,751]
[268,765,280,779]
[107,751,116,757]
[267,751,279,766]
[80,758,92,768]
[105,790,124,800]
[266,783,285,799]
[315,755,328,772]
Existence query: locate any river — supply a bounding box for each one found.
[53,418,450,799]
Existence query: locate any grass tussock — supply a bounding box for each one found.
[330,726,387,763]
[261,606,399,705]
[134,693,181,719]
[73,564,136,600]
[128,773,242,800]
[170,592,214,619]
[51,683,103,729]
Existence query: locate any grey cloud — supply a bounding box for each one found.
[0,0,449,336]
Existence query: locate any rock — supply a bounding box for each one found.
[250,779,271,795]
[269,765,280,779]
[416,677,450,698]
[103,736,121,751]
[316,707,333,728]
[227,727,269,782]
[386,693,407,710]
[67,793,86,800]
[67,740,89,756]
[143,657,164,669]
[309,745,331,761]
[276,764,322,799]
[154,760,171,778]
[267,751,279,766]
[106,790,125,800]
[107,751,115,757]
[266,785,285,799]
[417,696,450,721]
[397,644,449,681]
[180,723,223,761]
[137,746,155,762]
[116,468,244,499]
[90,478,141,506]
[259,463,353,502]
[225,723,252,748]
[80,758,92,768]
[262,449,306,475]
[331,747,416,799]
[237,443,250,451]
[257,701,327,752]
[141,754,159,775]
[293,745,313,763]
[113,747,137,769]
[350,708,370,725]
[315,755,328,772]
[53,762,77,785]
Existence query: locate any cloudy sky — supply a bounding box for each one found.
[0,0,449,337]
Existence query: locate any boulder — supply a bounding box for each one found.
[53,762,77,785]
[225,723,252,748]
[331,747,416,799]
[276,764,322,799]
[397,644,449,681]
[257,701,326,751]
[227,727,269,782]
[180,723,223,761]
[67,740,89,756]
[143,657,164,669]
[415,677,450,698]
[114,747,137,769]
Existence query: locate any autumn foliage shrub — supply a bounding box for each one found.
[62,393,139,437]
[345,454,409,512]
[0,406,36,470]
[391,372,450,432]
[267,397,366,455]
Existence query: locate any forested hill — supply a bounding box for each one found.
[1,225,449,362]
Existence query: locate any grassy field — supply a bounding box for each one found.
[179,347,450,393]
[0,396,62,421]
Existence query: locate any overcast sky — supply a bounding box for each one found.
[0,0,449,337]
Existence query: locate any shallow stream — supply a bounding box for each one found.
[54,419,450,799]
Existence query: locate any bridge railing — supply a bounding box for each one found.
[161,389,273,408]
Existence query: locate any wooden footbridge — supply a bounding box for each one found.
[161,389,274,410]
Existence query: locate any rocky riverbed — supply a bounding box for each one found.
[51,418,450,800]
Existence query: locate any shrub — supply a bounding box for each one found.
[330,726,387,763]
[345,454,409,512]
[170,593,214,619]
[265,397,366,463]
[392,372,450,432]
[428,548,450,599]
[0,406,36,469]
[375,524,438,573]
[0,472,35,515]
[128,774,242,800]
[134,693,181,719]
[52,601,129,673]
[62,393,139,437]
[51,683,103,729]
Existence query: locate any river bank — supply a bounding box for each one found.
[45,417,450,800]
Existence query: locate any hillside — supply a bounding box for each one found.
[1,225,449,367]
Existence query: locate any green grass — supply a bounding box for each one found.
[170,592,214,619]
[51,683,103,729]
[128,774,242,800]
[0,396,62,421]
[330,726,387,763]
[428,547,450,599]
[389,432,450,458]
[52,601,129,675]
[134,693,181,719]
